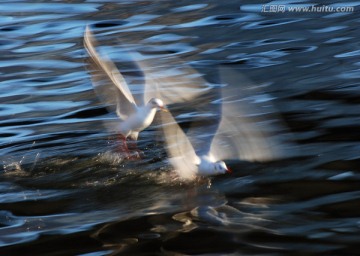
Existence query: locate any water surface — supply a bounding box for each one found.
[1,1,360,255]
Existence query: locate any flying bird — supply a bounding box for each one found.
[84,26,168,159]
[160,67,297,180]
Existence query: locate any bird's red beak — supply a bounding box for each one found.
[226,167,232,174]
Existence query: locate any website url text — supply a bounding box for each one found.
[261,5,354,13]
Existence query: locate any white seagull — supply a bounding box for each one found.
[84,26,169,159]
[160,67,296,180]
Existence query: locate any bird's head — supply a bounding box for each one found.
[214,161,231,174]
[148,98,168,112]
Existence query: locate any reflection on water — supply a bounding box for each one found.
[1,0,360,255]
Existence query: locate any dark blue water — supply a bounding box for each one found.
[1,1,360,255]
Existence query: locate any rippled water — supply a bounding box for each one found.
[1,1,360,255]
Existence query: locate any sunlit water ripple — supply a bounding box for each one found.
[0,1,360,255]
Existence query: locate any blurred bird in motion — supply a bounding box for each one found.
[159,67,297,180]
[84,26,169,159]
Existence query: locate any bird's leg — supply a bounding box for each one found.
[127,138,144,159]
[117,134,131,159]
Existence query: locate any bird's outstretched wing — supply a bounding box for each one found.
[160,111,199,180]
[137,56,222,157]
[133,54,211,105]
[210,67,297,161]
[84,26,137,120]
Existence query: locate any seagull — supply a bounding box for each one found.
[160,107,230,180]
[160,67,297,180]
[84,26,169,159]
[83,25,212,159]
